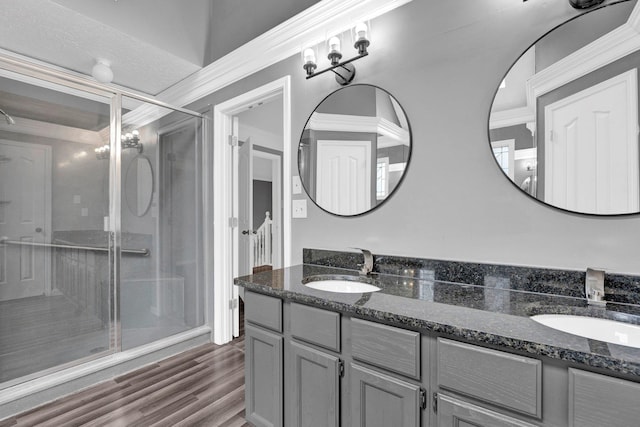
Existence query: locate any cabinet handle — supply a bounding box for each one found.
[418,388,427,410]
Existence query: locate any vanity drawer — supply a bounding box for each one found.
[437,338,542,418]
[569,368,640,427]
[290,303,341,352]
[244,291,282,332]
[351,318,420,379]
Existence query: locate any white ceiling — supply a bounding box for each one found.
[0,0,211,95]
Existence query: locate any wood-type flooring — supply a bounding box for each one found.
[0,311,248,426]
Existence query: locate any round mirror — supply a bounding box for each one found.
[298,84,412,216]
[488,0,639,215]
[125,155,153,216]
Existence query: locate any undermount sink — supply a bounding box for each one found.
[302,275,381,294]
[531,314,640,348]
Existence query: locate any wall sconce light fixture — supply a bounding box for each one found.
[122,130,143,153]
[95,129,143,159]
[303,22,370,85]
[91,59,114,84]
[95,144,110,160]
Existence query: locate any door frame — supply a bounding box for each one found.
[213,76,291,344]
[0,139,52,298]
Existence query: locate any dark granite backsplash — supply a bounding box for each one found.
[303,248,640,306]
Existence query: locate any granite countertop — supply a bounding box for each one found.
[235,263,640,378]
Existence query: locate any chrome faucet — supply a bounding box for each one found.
[585,268,606,306]
[355,248,374,276]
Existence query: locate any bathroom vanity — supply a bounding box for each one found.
[235,250,640,427]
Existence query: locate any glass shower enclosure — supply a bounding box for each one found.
[0,62,206,389]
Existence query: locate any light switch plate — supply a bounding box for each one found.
[292,176,302,194]
[292,199,307,218]
[73,195,81,204]
[81,207,88,217]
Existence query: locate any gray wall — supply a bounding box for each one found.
[253,180,273,229]
[189,0,640,275]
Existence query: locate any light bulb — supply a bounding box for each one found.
[329,36,341,54]
[132,130,139,137]
[303,48,316,65]
[355,22,368,42]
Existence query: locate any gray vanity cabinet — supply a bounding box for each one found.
[436,394,537,427]
[245,324,284,427]
[350,363,422,427]
[244,292,284,427]
[288,340,340,427]
[242,290,640,427]
[349,318,424,427]
[287,302,342,427]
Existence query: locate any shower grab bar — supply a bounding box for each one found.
[0,239,149,256]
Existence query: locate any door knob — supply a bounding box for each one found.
[35,227,43,233]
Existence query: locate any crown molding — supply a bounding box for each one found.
[309,112,410,146]
[126,0,414,127]
[527,1,640,104]
[489,106,535,129]
[492,2,640,133]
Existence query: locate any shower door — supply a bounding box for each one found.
[119,101,205,350]
[0,74,114,385]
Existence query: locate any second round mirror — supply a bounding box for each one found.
[298,84,411,216]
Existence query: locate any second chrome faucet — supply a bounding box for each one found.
[356,248,374,276]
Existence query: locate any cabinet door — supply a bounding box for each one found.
[437,394,536,427]
[289,341,340,427]
[245,324,283,427]
[569,368,640,427]
[351,363,421,427]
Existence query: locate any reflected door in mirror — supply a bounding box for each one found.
[316,140,371,215]
[488,0,640,215]
[544,70,638,214]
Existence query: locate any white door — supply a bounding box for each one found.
[316,140,371,215]
[545,70,639,214]
[238,133,253,277]
[231,116,251,337]
[0,141,50,301]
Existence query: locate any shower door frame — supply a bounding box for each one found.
[0,52,210,403]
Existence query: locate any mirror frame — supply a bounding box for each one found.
[298,84,412,217]
[487,0,638,216]
[124,154,154,217]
